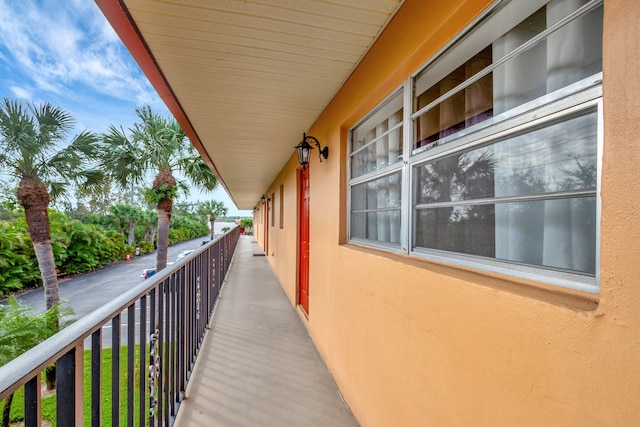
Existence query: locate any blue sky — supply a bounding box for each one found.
[0,0,249,216]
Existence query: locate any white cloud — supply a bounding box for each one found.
[0,0,160,105]
[9,86,33,99]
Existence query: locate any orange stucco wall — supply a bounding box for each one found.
[257,0,640,425]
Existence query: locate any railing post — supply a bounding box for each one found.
[57,344,84,426]
[91,329,102,427]
[139,295,148,425]
[127,304,136,426]
[24,376,41,427]
[112,314,121,426]
[177,268,186,395]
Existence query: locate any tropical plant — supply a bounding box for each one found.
[0,210,138,296]
[196,200,228,240]
[101,105,218,272]
[61,220,110,274]
[48,211,71,272]
[0,296,74,426]
[0,186,20,221]
[167,212,208,244]
[172,200,195,215]
[0,221,39,296]
[0,98,102,309]
[240,217,253,230]
[108,204,143,245]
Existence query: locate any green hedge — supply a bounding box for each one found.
[0,210,209,297]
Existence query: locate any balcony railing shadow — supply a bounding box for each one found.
[0,227,240,426]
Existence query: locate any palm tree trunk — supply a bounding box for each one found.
[143,224,151,242]
[33,241,60,310]
[156,201,171,271]
[127,222,136,246]
[150,226,157,247]
[153,169,175,271]
[18,178,60,311]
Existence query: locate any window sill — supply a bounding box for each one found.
[340,242,599,312]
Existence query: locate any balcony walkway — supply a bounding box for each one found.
[174,235,358,427]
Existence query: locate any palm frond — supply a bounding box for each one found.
[0,98,100,203]
[77,168,106,191]
[48,181,70,200]
[178,153,218,192]
[101,124,146,189]
[30,101,75,140]
[68,130,100,156]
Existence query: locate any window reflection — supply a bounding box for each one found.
[413,111,597,274]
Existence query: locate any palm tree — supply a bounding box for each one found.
[108,204,143,245]
[101,105,218,272]
[196,200,228,240]
[141,209,158,246]
[0,98,101,309]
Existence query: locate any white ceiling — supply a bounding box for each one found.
[100,0,403,209]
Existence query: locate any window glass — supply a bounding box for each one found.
[351,91,403,179]
[493,112,597,196]
[414,204,496,257]
[415,111,597,205]
[415,197,596,274]
[413,1,603,150]
[413,110,597,274]
[351,172,402,244]
[351,126,403,178]
[415,47,493,149]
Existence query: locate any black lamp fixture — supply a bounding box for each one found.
[261,194,270,204]
[294,132,329,170]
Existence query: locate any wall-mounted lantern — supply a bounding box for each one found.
[294,132,329,170]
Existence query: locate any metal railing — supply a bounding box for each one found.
[0,227,240,426]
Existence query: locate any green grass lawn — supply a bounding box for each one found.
[4,344,147,426]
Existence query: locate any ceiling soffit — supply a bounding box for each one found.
[97,0,403,209]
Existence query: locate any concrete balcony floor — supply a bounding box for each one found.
[174,235,358,427]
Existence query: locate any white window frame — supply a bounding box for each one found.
[347,87,407,253]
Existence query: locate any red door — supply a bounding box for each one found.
[263,197,269,255]
[298,166,310,314]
